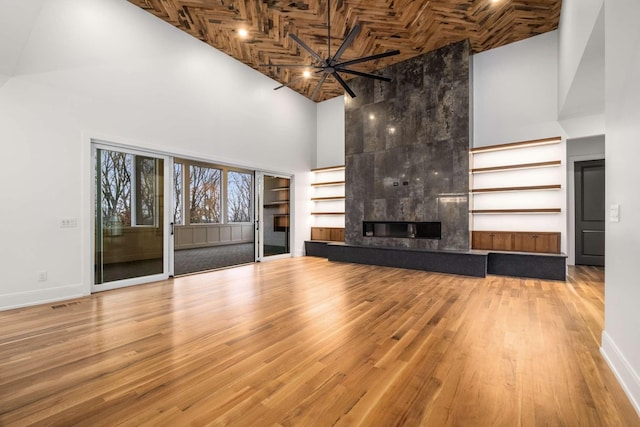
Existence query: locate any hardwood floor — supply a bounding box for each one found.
[0,258,638,426]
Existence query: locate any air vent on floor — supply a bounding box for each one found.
[51,301,81,309]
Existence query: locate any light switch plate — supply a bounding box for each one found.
[60,218,78,228]
[609,204,620,223]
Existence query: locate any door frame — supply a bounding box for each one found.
[255,172,294,262]
[567,153,605,265]
[90,141,173,292]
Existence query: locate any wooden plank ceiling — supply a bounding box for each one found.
[128,0,562,102]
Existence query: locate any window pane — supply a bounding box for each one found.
[173,163,183,225]
[190,165,221,223]
[227,171,252,222]
[135,156,156,226]
[100,150,132,227]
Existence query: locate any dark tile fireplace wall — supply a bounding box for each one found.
[345,40,470,251]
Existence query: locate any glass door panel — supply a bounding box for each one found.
[94,146,168,288]
[172,160,256,275]
[262,175,290,257]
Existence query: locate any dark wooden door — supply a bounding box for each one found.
[575,159,605,266]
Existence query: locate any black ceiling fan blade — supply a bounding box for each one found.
[337,68,391,82]
[274,75,308,90]
[289,33,326,66]
[274,69,324,91]
[311,73,329,101]
[260,63,322,68]
[330,24,361,65]
[332,72,356,98]
[335,49,400,68]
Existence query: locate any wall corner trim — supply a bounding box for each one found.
[600,331,640,417]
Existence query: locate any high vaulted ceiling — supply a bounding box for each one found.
[128,0,562,102]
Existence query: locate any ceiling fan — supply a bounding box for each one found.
[261,0,400,101]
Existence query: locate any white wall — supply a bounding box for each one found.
[0,0,45,76]
[473,31,564,147]
[559,113,605,139]
[316,96,345,168]
[0,0,317,310]
[601,0,640,415]
[558,0,604,113]
[558,0,605,138]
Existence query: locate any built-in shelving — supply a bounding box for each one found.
[469,136,564,253]
[311,165,345,172]
[470,136,561,153]
[311,196,346,201]
[471,208,562,214]
[311,180,345,187]
[471,160,561,174]
[310,165,346,242]
[472,230,561,254]
[471,184,561,193]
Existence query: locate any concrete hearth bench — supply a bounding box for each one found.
[304,241,567,281]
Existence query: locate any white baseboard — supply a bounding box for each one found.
[0,284,88,312]
[601,331,640,417]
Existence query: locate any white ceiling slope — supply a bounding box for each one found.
[0,0,45,82]
[559,5,605,119]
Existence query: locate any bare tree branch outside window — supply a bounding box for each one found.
[173,163,183,225]
[227,171,252,222]
[135,156,156,225]
[190,165,221,223]
[100,150,132,226]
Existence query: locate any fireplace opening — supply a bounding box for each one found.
[363,221,441,239]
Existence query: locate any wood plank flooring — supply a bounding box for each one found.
[0,258,638,426]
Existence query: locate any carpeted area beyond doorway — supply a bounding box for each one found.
[174,243,255,275]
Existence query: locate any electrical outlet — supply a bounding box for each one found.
[60,218,78,228]
[37,271,47,282]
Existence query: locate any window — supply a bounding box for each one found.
[189,165,222,223]
[100,150,132,227]
[98,150,160,228]
[227,171,252,222]
[173,159,253,226]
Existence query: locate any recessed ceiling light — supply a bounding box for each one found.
[238,29,248,38]
[303,70,311,78]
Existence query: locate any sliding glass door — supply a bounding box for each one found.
[258,174,291,260]
[92,142,292,288]
[93,143,170,291]
[172,159,255,275]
